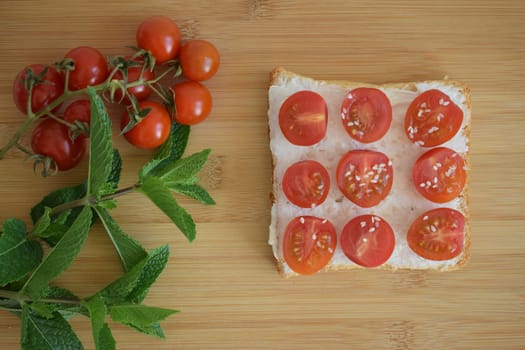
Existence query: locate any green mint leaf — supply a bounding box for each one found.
[139,176,196,242]
[98,258,148,304]
[22,206,92,299]
[157,149,211,184]
[32,207,52,236]
[169,183,216,205]
[41,286,79,301]
[128,245,169,303]
[31,183,89,245]
[86,87,114,198]
[31,183,87,224]
[0,219,43,286]
[29,302,57,319]
[139,123,190,179]
[85,294,116,350]
[21,305,84,350]
[126,322,165,339]
[139,158,164,180]
[106,149,122,189]
[94,207,148,272]
[148,122,190,176]
[109,304,178,328]
[96,199,117,210]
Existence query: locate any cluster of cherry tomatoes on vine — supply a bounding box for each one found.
[8,16,220,175]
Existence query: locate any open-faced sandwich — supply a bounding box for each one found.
[268,67,471,277]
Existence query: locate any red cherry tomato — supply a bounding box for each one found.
[12,64,64,114]
[282,160,330,208]
[405,89,463,147]
[179,40,220,81]
[279,91,328,146]
[413,147,466,203]
[63,99,91,125]
[65,46,108,91]
[336,150,393,208]
[31,118,86,171]
[113,65,155,103]
[136,16,181,63]
[340,214,395,268]
[407,208,465,261]
[283,216,337,275]
[340,88,392,143]
[120,101,171,149]
[172,81,212,125]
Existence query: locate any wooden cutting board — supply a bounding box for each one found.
[1,1,524,349]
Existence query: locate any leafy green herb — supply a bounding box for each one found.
[21,305,84,350]
[21,206,92,299]
[0,62,214,349]
[94,207,148,272]
[139,176,196,241]
[0,219,43,286]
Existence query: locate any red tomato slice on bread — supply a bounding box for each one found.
[336,150,393,208]
[282,160,330,208]
[340,87,392,143]
[405,89,463,147]
[413,147,466,203]
[283,216,336,275]
[407,208,465,261]
[340,214,395,267]
[279,90,328,146]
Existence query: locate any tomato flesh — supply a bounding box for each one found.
[121,101,171,149]
[336,150,393,208]
[413,147,466,203]
[63,99,91,125]
[283,216,336,275]
[340,214,395,267]
[13,64,64,114]
[340,87,392,143]
[172,81,213,125]
[405,89,463,147]
[282,160,330,208]
[31,118,86,171]
[136,16,181,63]
[407,208,465,261]
[180,40,220,81]
[65,46,108,91]
[279,91,328,146]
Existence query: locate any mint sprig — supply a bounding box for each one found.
[0,83,215,348]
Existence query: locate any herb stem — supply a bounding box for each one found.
[0,289,80,306]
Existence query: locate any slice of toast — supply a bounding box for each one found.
[268,67,471,277]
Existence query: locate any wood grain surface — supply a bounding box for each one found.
[1,0,524,349]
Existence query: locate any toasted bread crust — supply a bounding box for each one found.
[269,67,471,277]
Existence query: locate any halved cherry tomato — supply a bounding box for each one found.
[340,88,392,143]
[120,101,171,149]
[65,46,108,91]
[407,208,465,261]
[31,118,86,171]
[336,150,393,208]
[113,65,155,102]
[413,147,466,203]
[63,99,91,125]
[136,16,181,63]
[180,40,220,81]
[12,64,64,114]
[279,91,327,146]
[340,214,395,267]
[172,81,212,125]
[405,89,463,147]
[282,160,330,208]
[283,216,336,275]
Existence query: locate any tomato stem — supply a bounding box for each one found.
[0,59,177,161]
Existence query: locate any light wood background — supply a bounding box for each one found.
[1,1,524,349]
